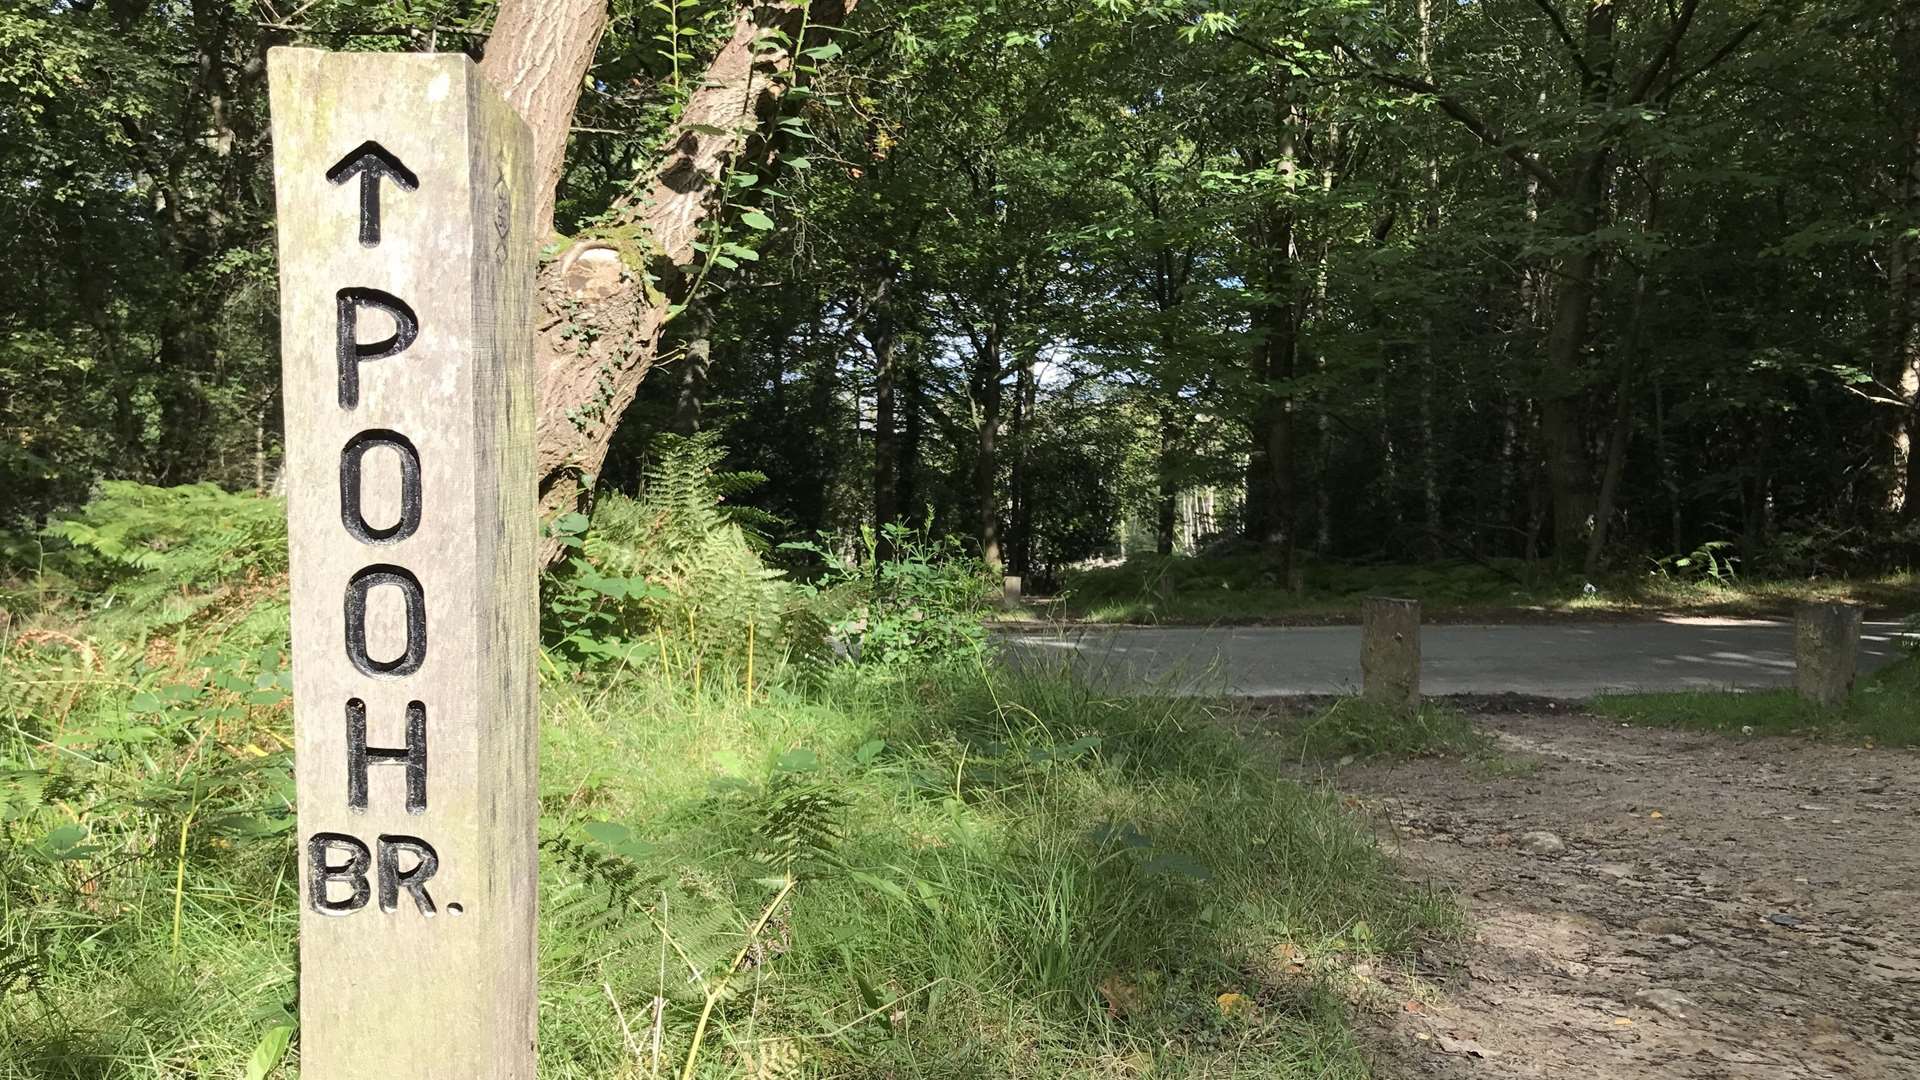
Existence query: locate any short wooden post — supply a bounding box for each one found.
[270,48,538,1078]
[1003,575,1023,609]
[1795,602,1864,708]
[1361,597,1421,715]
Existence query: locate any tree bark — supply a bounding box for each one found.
[1241,95,1301,578]
[1416,0,1443,556]
[669,299,714,435]
[1009,347,1036,577]
[1890,7,1920,518]
[1156,408,1179,556]
[899,349,923,525]
[479,0,857,562]
[971,311,1005,570]
[1585,168,1660,575]
[1245,201,1299,572]
[478,0,609,241]
[867,292,899,545]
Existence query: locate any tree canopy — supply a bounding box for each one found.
[5,0,1918,583]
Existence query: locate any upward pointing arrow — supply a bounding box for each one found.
[326,141,419,247]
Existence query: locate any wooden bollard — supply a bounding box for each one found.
[1795,602,1864,708]
[1361,597,1421,715]
[271,49,538,1078]
[1004,575,1023,610]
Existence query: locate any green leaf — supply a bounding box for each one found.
[774,747,819,772]
[583,821,633,847]
[740,210,775,231]
[243,1021,296,1080]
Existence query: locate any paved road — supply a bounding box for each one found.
[998,619,1912,698]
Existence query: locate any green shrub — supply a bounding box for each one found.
[794,522,994,669]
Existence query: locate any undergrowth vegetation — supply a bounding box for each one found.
[1050,552,1919,625]
[1,447,1453,1078]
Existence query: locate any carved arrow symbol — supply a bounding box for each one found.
[326,141,419,247]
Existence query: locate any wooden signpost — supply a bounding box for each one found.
[269,48,539,1077]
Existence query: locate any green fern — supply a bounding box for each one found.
[42,482,286,634]
[551,432,830,685]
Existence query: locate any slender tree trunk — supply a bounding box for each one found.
[870,308,898,544]
[1157,407,1179,555]
[1541,151,1608,562]
[1008,348,1035,577]
[1417,0,1443,555]
[1585,169,1661,575]
[670,299,714,435]
[1654,378,1683,552]
[1891,8,1920,517]
[972,313,1005,570]
[899,350,923,525]
[1242,100,1301,578]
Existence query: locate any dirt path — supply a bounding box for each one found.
[1315,713,1920,1079]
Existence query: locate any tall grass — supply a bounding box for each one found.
[4,479,1457,1077]
[4,643,1455,1078]
[531,658,1457,1077]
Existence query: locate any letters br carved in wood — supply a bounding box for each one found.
[269,47,538,1078]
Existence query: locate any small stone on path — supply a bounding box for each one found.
[1517,830,1564,855]
[1635,987,1698,1020]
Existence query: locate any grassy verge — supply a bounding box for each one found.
[3,630,1456,1078]
[1031,552,1918,625]
[1234,697,1490,764]
[1589,656,1920,747]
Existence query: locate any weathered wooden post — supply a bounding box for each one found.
[1795,602,1864,708]
[1361,597,1421,715]
[1003,575,1023,610]
[270,48,538,1078]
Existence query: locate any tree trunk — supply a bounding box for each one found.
[899,350,923,525]
[1242,98,1301,578]
[1541,150,1608,563]
[1654,378,1683,554]
[1157,408,1179,556]
[1540,1,1621,562]
[1585,170,1661,575]
[670,299,714,435]
[971,313,1005,570]
[479,0,858,562]
[479,0,609,241]
[869,300,899,546]
[1416,0,1443,555]
[1891,7,1920,517]
[1246,209,1299,567]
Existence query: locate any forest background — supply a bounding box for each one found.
[8,0,1920,596]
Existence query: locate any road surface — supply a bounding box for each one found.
[997,618,1912,698]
